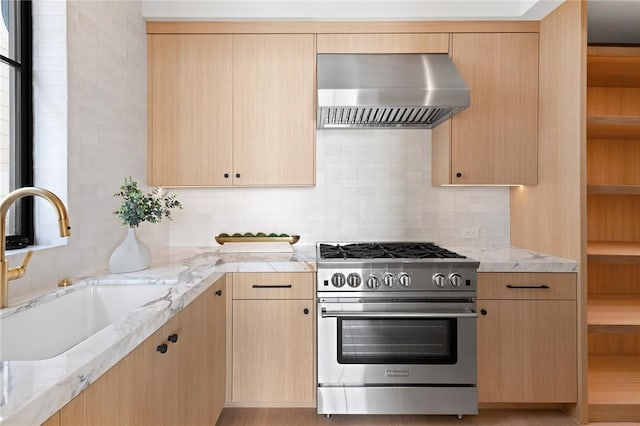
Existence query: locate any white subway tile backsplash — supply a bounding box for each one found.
[169,130,509,248]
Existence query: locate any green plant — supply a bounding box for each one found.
[113,177,182,228]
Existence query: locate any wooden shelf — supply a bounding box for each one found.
[588,241,640,263]
[588,185,640,195]
[588,354,640,422]
[587,51,640,88]
[587,115,640,139]
[588,295,640,332]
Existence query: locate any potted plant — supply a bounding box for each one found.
[109,177,182,273]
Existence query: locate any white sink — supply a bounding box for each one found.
[0,284,174,361]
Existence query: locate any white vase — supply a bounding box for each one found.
[108,227,151,273]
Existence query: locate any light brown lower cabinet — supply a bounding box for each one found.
[477,272,578,403]
[230,272,315,405]
[44,277,226,426]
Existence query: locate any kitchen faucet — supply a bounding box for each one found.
[0,187,71,308]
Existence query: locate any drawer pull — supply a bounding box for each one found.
[505,284,550,289]
[251,284,292,289]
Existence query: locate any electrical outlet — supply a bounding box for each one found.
[462,227,480,239]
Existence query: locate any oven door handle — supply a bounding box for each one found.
[320,310,478,319]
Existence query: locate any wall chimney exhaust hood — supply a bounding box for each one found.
[317,54,470,129]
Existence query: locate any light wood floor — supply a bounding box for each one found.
[216,408,595,426]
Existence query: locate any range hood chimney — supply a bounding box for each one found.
[317,54,470,129]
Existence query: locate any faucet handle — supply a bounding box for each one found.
[20,250,33,269]
[7,250,33,281]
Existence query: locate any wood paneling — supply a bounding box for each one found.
[587,263,640,294]
[232,34,315,186]
[587,139,640,185]
[446,33,538,185]
[587,87,640,116]
[147,21,540,35]
[316,33,448,53]
[587,195,640,241]
[431,119,451,186]
[148,35,233,186]
[589,333,640,355]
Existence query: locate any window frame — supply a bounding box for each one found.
[1,0,33,245]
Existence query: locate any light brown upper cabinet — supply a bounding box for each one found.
[148,34,315,186]
[233,34,315,186]
[316,33,449,53]
[148,34,233,186]
[432,33,539,185]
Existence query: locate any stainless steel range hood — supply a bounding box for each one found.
[317,54,470,129]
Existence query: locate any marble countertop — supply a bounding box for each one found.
[0,243,576,425]
[0,246,316,426]
[450,246,578,273]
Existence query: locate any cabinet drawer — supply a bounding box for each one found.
[478,272,576,300]
[232,273,314,300]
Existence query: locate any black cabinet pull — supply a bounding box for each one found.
[215,289,222,296]
[252,284,292,289]
[224,173,229,179]
[168,334,178,343]
[157,343,168,354]
[303,308,310,315]
[235,173,241,178]
[505,284,550,289]
[480,309,487,316]
[456,172,462,178]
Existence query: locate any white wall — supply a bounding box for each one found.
[6,0,160,303]
[168,129,510,247]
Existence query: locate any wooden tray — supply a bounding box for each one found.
[215,235,300,245]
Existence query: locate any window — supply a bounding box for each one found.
[1,0,33,247]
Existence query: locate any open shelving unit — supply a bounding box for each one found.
[586,46,640,422]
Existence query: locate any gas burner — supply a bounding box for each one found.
[318,242,466,260]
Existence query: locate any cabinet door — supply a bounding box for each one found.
[233,34,315,186]
[148,34,233,186]
[174,278,226,424]
[437,33,538,185]
[232,299,314,403]
[59,322,172,426]
[477,299,577,403]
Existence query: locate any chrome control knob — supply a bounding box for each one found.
[397,272,411,287]
[366,274,381,289]
[433,272,447,288]
[331,273,346,288]
[346,273,362,288]
[449,272,463,287]
[382,273,396,287]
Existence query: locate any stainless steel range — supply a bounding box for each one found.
[316,242,480,418]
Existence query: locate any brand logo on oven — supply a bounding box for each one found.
[385,369,410,377]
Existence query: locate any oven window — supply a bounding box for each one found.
[337,318,457,364]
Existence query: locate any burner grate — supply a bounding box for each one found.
[319,242,466,260]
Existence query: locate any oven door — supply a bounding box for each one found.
[317,299,477,386]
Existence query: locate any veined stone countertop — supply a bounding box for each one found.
[0,245,316,426]
[451,246,578,273]
[0,243,576,425]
